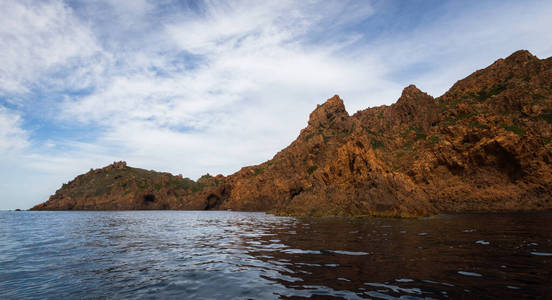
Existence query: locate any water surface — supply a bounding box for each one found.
[1,211,551,299]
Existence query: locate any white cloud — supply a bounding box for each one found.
[363,1,552,97]
[166,1,374,55]
[0,0,104,94]
[57,0,387,179]
[0,106,29,153]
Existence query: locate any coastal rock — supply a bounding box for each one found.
[31,50,552,217]
[30,162,225,211]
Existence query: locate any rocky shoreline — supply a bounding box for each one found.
[31,50,552,217]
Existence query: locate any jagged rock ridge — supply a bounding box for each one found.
[32,50,552,217]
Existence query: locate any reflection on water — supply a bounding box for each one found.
[1,211,551,299]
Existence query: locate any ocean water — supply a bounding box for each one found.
[1,211,551,299]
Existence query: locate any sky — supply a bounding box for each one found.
[1,0,551,210]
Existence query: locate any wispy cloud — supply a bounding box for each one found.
[361,0,552,96]
[58,0,391,175]
[0,0,105,95]
[0,106,29,152]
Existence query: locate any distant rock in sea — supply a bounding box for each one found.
[31,50,552,217]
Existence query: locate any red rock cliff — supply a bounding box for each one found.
[31,50,552,217]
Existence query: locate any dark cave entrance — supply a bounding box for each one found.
[143,194,156,203]
[204,194,221,210]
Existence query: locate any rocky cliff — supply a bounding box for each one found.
[30,161,227,211]
[31,50,552,217]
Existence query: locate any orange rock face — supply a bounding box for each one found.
[31,50,552,217]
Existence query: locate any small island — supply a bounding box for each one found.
[31,50,552,217]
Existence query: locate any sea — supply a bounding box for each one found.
[1,211,551,299]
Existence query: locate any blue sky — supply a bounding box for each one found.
[1,0,551,210]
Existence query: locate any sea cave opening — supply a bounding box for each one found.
[143,194,156,203]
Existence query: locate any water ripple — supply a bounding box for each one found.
[1,211,551,299]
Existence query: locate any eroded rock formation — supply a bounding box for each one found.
[31,50,552,217]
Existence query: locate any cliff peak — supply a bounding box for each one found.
[388,85,439,129]
[107,161,127,169]
[397,85,429,103]
[440,49,544,105]
[504,49,536,63]
[308,94,349,127]
[402,84,421,93]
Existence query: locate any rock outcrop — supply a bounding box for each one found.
[31,162,227,211]
[31,50,552,217]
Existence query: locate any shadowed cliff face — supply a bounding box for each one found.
[32,50,552,217]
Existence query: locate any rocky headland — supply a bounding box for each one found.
[31,50,552,217]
